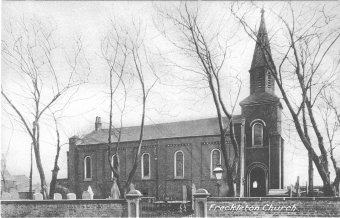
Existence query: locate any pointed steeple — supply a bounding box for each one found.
[247,9,276,96]
[250,8,271,70]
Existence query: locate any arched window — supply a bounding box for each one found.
[210,149,221,178]
[141,153,150,179]
[111,154,119,178]
[252,123,263,146]
[174,150,184,179]
[84,156,92,180]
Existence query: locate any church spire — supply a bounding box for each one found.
[250,8,271,70]
[247,9,275,95]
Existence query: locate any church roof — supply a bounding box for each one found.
[78,117,232,145]
[250,9,272,70]
[240,92,280,106]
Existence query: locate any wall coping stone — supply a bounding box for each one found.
[208,197,340,202]
[1,199,127,205]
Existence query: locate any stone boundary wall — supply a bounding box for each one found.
[205,197,340,217]
[1,199,128,217]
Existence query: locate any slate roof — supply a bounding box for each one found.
[239,92,280,106]
[78,117,232,145]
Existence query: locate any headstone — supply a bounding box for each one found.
[87,186,94,199]
[1,192,11,200]
[9,189,19,200]
[53,193,62,200]
[82,191,91,199]
[67,193,76,200]
[111,180,120,199]
[33,193,43,200]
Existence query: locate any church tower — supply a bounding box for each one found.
[240,9,284,197]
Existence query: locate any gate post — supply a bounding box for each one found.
[193,188,210,218]
[126,188,143,218]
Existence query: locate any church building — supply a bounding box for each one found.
[63,11,284,199]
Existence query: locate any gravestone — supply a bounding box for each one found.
[33,193,43,200]
[67,193,76,200]
[1,192,11,200]
[53,193,62,200]
[82,191,91,199]
[87,186,94,199]
[111,180,120,199]
[9,189,19,200]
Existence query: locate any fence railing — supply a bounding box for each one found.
[140,197,193,217]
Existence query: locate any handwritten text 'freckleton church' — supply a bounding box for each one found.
[60,12,284,199]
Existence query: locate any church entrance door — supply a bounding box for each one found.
[249,167,266,197]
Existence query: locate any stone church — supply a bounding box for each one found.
[64,11,284,199]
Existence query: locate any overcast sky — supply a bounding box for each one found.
[2,1,339,188]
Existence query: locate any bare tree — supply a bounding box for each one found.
[101,20,158,198]
[231,2,340,196]
[320,86,340,194]
[1,153,10,193]
[101,20,129,198]
[1,120,14,194]
[48,111,69,199]
[156,2,242,196]
[1,17,89,199]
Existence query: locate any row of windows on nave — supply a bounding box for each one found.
[83,148,222,180]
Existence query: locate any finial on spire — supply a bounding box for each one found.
[261,7,265,16]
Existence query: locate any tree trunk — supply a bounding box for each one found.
[308,152,314,196]
[49,147,61,199]
[49,166,59,199]
[207,76,235,196]
[29,143,33,199]
[333,168,340,195]
[1,173,6,193]
[33,145,48,199]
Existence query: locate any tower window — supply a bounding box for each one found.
[252,123,263,146]
[84,156,92,180]
[141,153,150,179]
[174,150,184,179]
[111,154,119,179]
[258,72,263,88]
[267,71,271,88]
[210,149,221,178]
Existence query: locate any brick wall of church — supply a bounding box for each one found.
[242,103,281,148]
[68,135,232,199]
[242,102,283,191]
